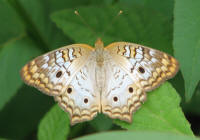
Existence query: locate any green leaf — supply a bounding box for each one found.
[0,35,42,110]
[46,0,107,13]
[76,131,198,140]
[6,0,105,51]
[170,71,185,99]
[119,0,174,18]
[51,4,173,54]
[0,85,54,139]
[182,82,200,115]
[114,82,193,135]
[6,0,70,51]
[173,0,200,100]
[0,138,8,140]
[38,104,70,140]
[68,123,86,139]
[89,114,113,131]
[0,0,24,45]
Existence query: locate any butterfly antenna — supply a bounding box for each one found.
[101,10,123,38]
[74,10,96,36]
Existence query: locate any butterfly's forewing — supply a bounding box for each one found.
[102,42,179,122]
[54,56,101,125]
[21,44,93,96]
[105,42,179,92]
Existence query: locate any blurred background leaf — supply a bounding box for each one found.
[0,84,54,139]
[182,82,200,134]
[38,104,70,140]
[0,138,9,140]
[0,0,24,45]
[0,35,42,110]
[6,0,71,51]
[89,114,113,131]
[76,131,198,140]
[183,83,200,115]
[118,0,174,18]
[174,0,200,101]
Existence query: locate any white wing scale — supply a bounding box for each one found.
[54,57,100,125]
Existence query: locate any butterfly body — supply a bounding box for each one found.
[21,38,179,125]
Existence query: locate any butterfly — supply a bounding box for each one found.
[20,38,179,125]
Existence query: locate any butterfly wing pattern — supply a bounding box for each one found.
[54,55,101,125]
[101,58,147,122]
[105,42,179,92]
[21,44,101,124]
[21,44,94,96]
[21,39,179,125]
[102,42,179,122]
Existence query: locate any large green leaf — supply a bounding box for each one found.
[38,104,70,140]
[51,4,173,54]
[0,85,54,139]
[173,0,200,100]
[0,35,42,110]
[76,131,198,140]
[114,82,193,135]
[0,0,24,45]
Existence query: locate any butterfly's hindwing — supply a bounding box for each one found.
[101,59,146,122]
[54,54,100,125]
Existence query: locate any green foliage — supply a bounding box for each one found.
[0,0,24,45]
[89,114,113,131]
[0,85,54,139]
[174,0,200,101]
[115,82,193,135]
[182,83,200,115]
[0,0,200,139]
[0,138,8,140]
[38,105,70,140]
[6,0,70,51]
[0,35,42,110]
[51,4,173,54]
[76,131,198,140]
[119,0,174,18]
